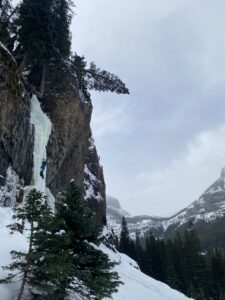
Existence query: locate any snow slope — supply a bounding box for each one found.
[0,208,28,300]
[102,245,191,300]
[0,209,191,300]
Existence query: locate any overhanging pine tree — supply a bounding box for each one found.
[71,54,130,98]
[86,62,130,94]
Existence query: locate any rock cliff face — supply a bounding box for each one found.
[84,134,106,224]
[0,43,34,185]
[0,43,106,224]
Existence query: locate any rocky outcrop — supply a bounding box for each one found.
[84,134,106,225]
[0,44,107,224]
[0,43,34,185]
[40,65,106,224]
[107,195,130,220]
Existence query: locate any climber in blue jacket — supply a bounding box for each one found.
[40,158,48,179]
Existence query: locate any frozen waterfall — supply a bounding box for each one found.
[30,95,54,209]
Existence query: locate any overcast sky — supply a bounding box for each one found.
[71,0,225,216]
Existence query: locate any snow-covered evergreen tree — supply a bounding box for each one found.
[0,189,54,300]
[52,182,122,299]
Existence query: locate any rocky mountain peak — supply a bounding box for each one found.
[107,196,123,210]
[107,168,225,242]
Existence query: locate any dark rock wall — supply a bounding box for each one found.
[0,46,107,224]
[0,44,34,184]
[41,67,107,224]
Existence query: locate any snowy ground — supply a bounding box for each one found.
[101,245,192,300]
[0,208,28,300]
[0,209,192,300]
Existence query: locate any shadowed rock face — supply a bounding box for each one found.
[0,45,106,224]
[41,65,106,224]
[0,44,34,184]
[84,134,106,225]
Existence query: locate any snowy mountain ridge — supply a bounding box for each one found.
[107,167,225,238]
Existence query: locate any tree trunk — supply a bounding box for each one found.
[17,221,34,300]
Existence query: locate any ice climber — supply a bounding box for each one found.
[40,158,48,179]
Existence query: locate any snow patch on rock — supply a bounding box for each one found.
[84,164,102,202]
[0,167,19,208]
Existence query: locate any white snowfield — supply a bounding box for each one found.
[101,245,192,300]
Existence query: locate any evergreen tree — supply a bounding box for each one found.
[0,189,54,300]
[18,0,54,67]
[0,185,121,300]
[208,249,225,300]
[135,230,144,267]
[16,0,73,97]
[86,62,130,94]
[183,229,206,295]
[51,182,122,299]
[0,0,11,20]
[71,54,89,96]
[17,0,73,66]
[164,239,180,290]
[51,0,73,61]
[0,0,12,44]
[119,216,131,255]
[71,54,130,96]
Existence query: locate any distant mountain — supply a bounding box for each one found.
[107,168,225,248]
[107,196,131,219]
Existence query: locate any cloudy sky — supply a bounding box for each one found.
[71,0,225,216]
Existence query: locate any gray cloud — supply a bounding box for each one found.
[72,0,225,215]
